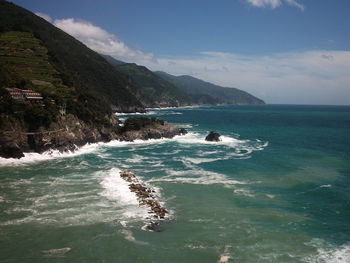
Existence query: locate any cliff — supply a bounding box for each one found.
[0,115,185,159]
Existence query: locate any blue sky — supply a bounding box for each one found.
[8,0,350,105]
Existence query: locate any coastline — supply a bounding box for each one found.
[0,114,187,160]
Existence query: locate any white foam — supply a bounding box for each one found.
[234,188,255,198]
[177,123,193,129]
[173,133,268,156]
[320,184,332,188]
[0,135,178,166]
[120,229,148,245]
[218,246,232,263]
[305,239,350,263]
[184,157,220,164]
[115,110,182,117]
[0,143,100,166]
[0,131,267,166]
[99,168,139,206]
[148,169,246,187]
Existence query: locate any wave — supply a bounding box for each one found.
[0,132,268,167]
[148,169,247,187]
[305,239,350,263]
[100,168,171,230]
[1,167,167,227]
[0,143,101,166]
[115,110,182,117]
[0,134,189,166]
[233,188,255,198]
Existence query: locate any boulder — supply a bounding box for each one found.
[205,131,221,142]
[0,142,24,159]
[178,128,188,135]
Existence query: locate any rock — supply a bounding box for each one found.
[0,114,187,159]
[145,222,162,232]
[205,131,221,142]
[178,128,188,135]
[119,170,169,231]
[0,142,24,159]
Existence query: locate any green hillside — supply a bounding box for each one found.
[101,55,191,108]
[0,30,110,129]
[155,71,265,105]
[0,0,143,115]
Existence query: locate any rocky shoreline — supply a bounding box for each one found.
[120,170,169,232]
[0,114,187,159]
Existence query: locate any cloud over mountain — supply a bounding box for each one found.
[34,12,349,105]
[36,13,155,63]
[53,18,155,62]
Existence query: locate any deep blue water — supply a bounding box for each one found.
[0,104,349,262]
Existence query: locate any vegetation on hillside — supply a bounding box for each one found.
[0,0,144,120]
[122,117,165,132]
[101,55,191,108]
[155,71,265,105]
[0,0,264,135]
[0,30,111,128]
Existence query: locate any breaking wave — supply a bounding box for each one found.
[305,239,350,263]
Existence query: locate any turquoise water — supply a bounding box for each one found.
[1,105,349,262]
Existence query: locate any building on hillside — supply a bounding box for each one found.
[5,88,25,101]
[6,88,44,105]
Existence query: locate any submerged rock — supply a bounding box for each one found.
[42,247,71,257]
[205,131,221,142]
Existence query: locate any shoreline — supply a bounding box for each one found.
[0,115,187,160]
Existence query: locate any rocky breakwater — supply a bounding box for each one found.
[120,170,169,232]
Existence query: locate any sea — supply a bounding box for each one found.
[0,104,349,263]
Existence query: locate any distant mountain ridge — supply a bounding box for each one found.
[101,55,191,108]
[155,71,265,105]
[102,55,265,106]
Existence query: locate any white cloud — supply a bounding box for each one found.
[34,13,155,62]
[141,50,350,105]
[246,0,305,11]
[33,13,349,105]
[53,18,155,63]
[285,0,305,11]
[35,12,53,23]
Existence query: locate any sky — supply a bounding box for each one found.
[8,0,350,105]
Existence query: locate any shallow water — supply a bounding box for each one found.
[1,105,349,262]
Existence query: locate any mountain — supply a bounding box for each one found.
[0,0,144,116]
[101,55,191,108]
[0,0,144,158]
[101,55,126,67]
[155,71,265,105]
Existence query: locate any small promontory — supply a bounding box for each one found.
[0,116,186,159]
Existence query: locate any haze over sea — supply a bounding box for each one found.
[0,104,349,263]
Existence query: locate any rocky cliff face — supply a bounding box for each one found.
[118,123,186,141]
[0,114,118,158]
[0,114,185,159]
